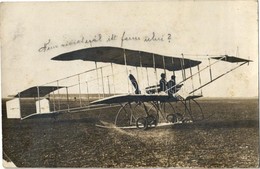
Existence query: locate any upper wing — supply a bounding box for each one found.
[51,46,201,71]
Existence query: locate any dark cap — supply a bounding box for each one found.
[161,73,166,78]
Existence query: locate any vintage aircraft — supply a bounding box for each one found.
[6,46,252,130]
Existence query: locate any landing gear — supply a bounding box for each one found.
[166,114,177,123]
[166,113,184,123]
[113,99,203,129]
[136,114,158,130]
[136,117,148,130]
[146,114,158,126]
[115,102,159,129]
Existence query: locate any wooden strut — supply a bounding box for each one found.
[66,87,70,111]
[52,90,56,111]
[153,54,159,93]
[123,49,130,94]
[136,51,143,88]
[189,62,248,94]
[179,58,184,81]
[146,67,150,87]
[100,67,105,97]
[171,57,175,75]
[189,61,194,93]
[114,103,129,126]
[136,66,140,90]
[95,62,101,99]
[37,86,41,113]
[163,56,166,74]
[42,65,110,86]
[165,55,226,93]
[57,80,61,110]
[21,104,121,120]
[110,63,116,94]
[208,58,213,81]
[197,65,203,95]
[128,103,134,126]
[181,53,186,80]
[107,76,111,94]
[85,82,90,103]
[18,92,21,119]
[77,74,82,107]
[150,101,165,122]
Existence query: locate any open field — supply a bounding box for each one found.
[2,98,259,167]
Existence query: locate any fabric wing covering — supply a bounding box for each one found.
[15,86,64,98]
[51,46,201,71]
[211,55,252,63]
[90,94,203,105]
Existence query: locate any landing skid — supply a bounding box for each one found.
[96,121,188,130]
[96,119,193,130]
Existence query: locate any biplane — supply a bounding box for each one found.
[6,46,252,130]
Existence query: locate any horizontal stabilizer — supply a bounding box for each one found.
[211,55,252,63]
[6,98,21,119]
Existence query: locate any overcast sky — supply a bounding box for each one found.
[1,1,258,98]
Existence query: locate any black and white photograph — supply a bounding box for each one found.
[1,1,258,168]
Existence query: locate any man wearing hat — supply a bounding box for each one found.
[167,75,176,96]
[159,73,167,93]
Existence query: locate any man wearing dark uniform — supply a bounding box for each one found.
[167,75,176,96]
[159,73,167,92]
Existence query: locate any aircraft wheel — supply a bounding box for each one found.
[136,117,148,130]
[166,114,178,123]
[146,115,158,127]
[176,112,184,121]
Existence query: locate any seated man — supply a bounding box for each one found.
[167,75,176,96]
[159,73,167,93]
[167,75,183,97]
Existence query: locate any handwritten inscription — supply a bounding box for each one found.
[38,39,58,52]
[107,34,117,42]
[121,32,141,47]
[61,34,102,48]
[144,32,164,42]
[38,32,173,52]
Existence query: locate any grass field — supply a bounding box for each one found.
[2,98,259,167]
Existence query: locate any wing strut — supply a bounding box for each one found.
[66,87,70,111]
[208,58,213,81]
[163,56,166,74]
[110,63,116,94]
[37,86,41,113]
[77,74,82,107]
[165,55,226,93]
[181,54,186,80]
[153,54,159,93]
[189,61,194,93]
[171,57,175,76]
[95,62,101,99]
[197,65,203,95]
[123,49,130,94]
[57,80,61,110]
[146,67,150,87]
[189,61,248,94]
[100,67,105,97]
